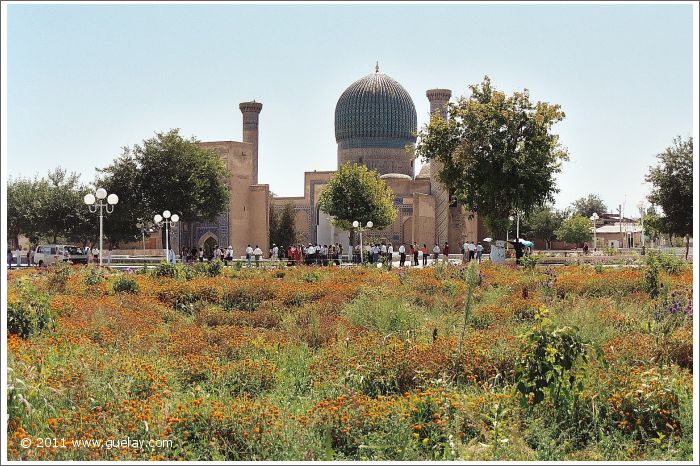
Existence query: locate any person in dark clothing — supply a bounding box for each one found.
[508,239,525,265]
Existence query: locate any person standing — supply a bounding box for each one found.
[253,245,262,267]
[422,244,429,266]
[245,244,253,267]
[412,242,419,266]
[442,242,449,265]
[462,240,469,264]
[8,249,13,269]
[476,242,484,263]
[107,247,113,266]
[399,243,406,267]
[226,245,234,266]
[468,241,476,262]
[15,246,22,267]
[508,239,525,265]
[271,244,279,263]
[583,242,589,255]
[432,243,440,263]
[92,246,99,263]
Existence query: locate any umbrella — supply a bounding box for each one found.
[483,237,493,242]
[519,240,534,247]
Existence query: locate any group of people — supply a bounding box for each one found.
[461,240,485,264]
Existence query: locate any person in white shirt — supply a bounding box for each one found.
[380,243,387,261]
[398,243,406,267]
[432,244,441,263]
[225,246,234,266]
[214,246,222,262]
[245,244,253,267]
[387,244,394,262]
[253,245,263,267]
[476,242,484,263]
[92,247,99,263]
[468,241,477,262]
[462,241,469,264]
[271,244,279,262]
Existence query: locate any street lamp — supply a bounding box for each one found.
[637,201,646,248]
[352,220,373,264]
[136,221,155,262]
[590,212,599,251]
[84,188,118,266]
[154,210,180,263]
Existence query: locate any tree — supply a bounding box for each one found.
[7,176,42,247]
[570,194,607,218]
[317,163,398,237]
[415,76,568,238]
[645,136,693,259]
[269,202,298,249]
[519,205,566,249]
[98,129,230,246]
[40,169,94,244]
[555,214,592,246]
[97,150,149,247]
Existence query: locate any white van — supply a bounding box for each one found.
[33,244,88,266]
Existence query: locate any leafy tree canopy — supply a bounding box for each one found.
[415,76,568,238]
[98,129,230,246]
[317,163,398,232]
[570,194,607,218]
[554,214,593,246]
[518,204,566,248]
[270,201,298,249]
[645,136,693,239]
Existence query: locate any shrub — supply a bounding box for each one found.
[83,265,106,285]
[647,251,686,275]
[112,275,139,294]
[302,270,321,283]
[7,283,55,338]
[515,309,590,408]
[520,255,540,269]
[153,261,177,278]
[47,261,72,292]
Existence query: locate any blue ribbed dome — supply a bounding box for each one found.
[335,71,417,149]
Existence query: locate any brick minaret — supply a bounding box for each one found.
[426,89,451,246]
[239,101,263,184]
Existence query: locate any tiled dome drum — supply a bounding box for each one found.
[335,69,418,177]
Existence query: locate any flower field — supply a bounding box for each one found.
[6,259,695,461]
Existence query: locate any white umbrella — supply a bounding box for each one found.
[483,237,493,242]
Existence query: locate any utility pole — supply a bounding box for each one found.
[618,204,623,250]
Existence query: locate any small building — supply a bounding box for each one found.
[594,222,643,249]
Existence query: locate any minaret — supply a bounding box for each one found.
[426,89,452,246]
[239,101,263,184]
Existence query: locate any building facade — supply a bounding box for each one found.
[165,66,486,257]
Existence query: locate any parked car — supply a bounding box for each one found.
[33,244,89,266]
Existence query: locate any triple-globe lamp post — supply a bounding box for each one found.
[352,220,373,264]
[154,210,180,263]
[83,188,118,266]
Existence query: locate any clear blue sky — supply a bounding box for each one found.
[5,2,695,214]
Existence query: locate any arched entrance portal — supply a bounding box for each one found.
[197,232,218,260]
[203,237,217,259]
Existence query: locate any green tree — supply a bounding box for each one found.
[36,169,93,244]
[415,76,568,238]
[7,176,42,247]
[317,163,398,236]
[645,136,693,259]
[97,150,149,247]
[269,202,298,249]
[570,194,607,218]
[555,214,593,246]
[519,205,566,249]
[98,129,230,246]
